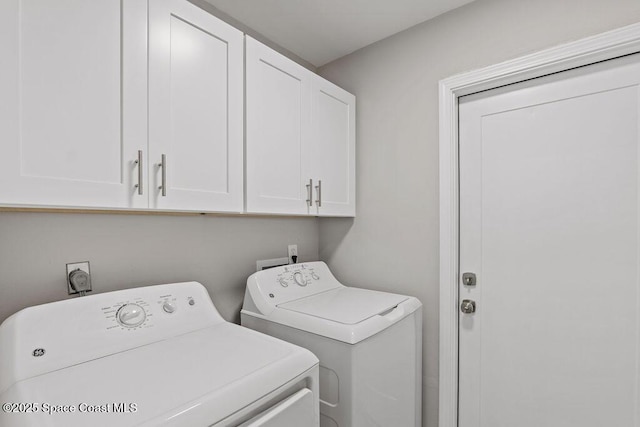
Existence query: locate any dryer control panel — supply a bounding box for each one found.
[99,286,205,333]
[244,262,343,316]
[0,282,221,394]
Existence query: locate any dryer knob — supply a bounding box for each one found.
[162,301,176,313]
[117,303,146,327]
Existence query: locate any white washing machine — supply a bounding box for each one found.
[0,282,319,427]
[241,261,422,427]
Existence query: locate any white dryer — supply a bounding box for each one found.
[0,282,319,427]
[241,261,422,427]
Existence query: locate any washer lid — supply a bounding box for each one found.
[278,287,408,324]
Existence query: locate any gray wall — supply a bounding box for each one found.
[189,0,317,72]
[316,0,640,426]
[0,212,318,323]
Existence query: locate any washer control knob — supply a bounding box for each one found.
[279,278,289,287]
[162,301,176,314]
[117,303,146,327]
[294,271,307,287]
[311,272,319,280]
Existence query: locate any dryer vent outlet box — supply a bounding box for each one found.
[256,257,289,272]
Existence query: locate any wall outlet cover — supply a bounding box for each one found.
[287,245,298,264]
[66,261,91,295]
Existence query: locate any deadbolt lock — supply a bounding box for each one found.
[462,272,476,286]
[461,299,476,314]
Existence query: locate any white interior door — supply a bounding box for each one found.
[149,0,243,212]
[459,54,640,427]
[0,0,147,208]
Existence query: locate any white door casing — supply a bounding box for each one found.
[0,0,147,209]
[149,0,244,213]
[458,55,640,427]
[439,22,640,427]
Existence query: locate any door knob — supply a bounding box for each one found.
[460,299,476,314]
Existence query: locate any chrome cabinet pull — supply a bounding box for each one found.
[159,154,167,196]
[315,180,322,207]
[306,179,313,207]
[134,150,143,195]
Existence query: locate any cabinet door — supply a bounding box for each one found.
[149,0,243,212]
[245,36,312,215]
[0,0,148,208]
[308,78,356,216]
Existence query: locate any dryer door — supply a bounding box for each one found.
[239,388,316,427]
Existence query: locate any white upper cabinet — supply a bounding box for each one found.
[149,0,244,212]
[245,37,312,215]
[308,78,356,217]
[0,2,352,216]
[0,0,148,208]
[246,37,356,217]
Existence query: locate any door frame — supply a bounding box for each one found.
[438,22,640,427]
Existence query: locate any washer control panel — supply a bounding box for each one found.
[276,264,320,288]
[246,261,343,310]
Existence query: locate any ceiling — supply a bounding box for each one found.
[204,0,476,67]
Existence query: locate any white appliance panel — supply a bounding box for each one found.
[239,388,315,427]
[1,324,312,426]
[279,287,408,324]
[242,261,422,427]
[0,282,320,427]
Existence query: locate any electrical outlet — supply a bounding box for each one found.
[288,245,298,264]
[66,261,92,295]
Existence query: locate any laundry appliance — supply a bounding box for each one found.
[241,261,422,427]
[0,282,319,426]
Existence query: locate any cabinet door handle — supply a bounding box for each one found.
[306,179,313,207]
[159,154,167,197]
[315,180,322,207]
[134,150,143,195]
